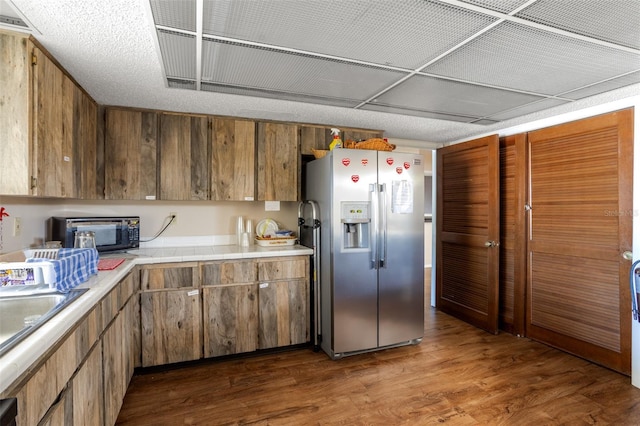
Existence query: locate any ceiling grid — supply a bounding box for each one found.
[148,0,640,125]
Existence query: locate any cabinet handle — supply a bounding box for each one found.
[259,283,269,288]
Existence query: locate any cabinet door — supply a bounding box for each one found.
[74,85,100,199]
[203,283,258,357]
[103,311,125,426]
[300,126,332,156]
[211,117,256,201]
[141,289,202,366]
[72,341,104,426]
[32,46,75,197]
[258,279,308,349]
[159,113,209,200]
[105,108,158,200]
[257,122,299,201]
[0,32,31,195]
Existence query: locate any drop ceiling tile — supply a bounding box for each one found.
[202,0,498,69]
[360,103,480,122]
[168,78,197,90]
[200,82,361,108]
[484,98,570,121]
[201,39,407,102]
[372,74,544,117]
[456,0,533,14]
[150,0,196,32]
[157,29,197,79]
[516,0,640,50]
[425,21,640,96]
[561,73,640,100]
[471,118,501,125]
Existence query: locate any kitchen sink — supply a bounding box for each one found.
[0,286,88,356]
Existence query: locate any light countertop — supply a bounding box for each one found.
[0,244,313,394]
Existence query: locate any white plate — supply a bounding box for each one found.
[256,219,279,237]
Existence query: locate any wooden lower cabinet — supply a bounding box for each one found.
[201,257,310,356]
[258,279,308,349]
[72,341,104,425]
[3,271,139,426]
[140,289,202,367]
[103,295,137,426]
[203,283,258,357]
[140,263,202,366]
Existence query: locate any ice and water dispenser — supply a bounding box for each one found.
[341,202,370,250]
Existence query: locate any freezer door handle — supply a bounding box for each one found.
[379,183,387,268]
[370,183,378,269]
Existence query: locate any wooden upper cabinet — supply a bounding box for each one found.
[31,45,99,198]
[257,122,299,201]
[32,47,74,197]
[0,32,31,195]
[211,117,256,201]
[159,113,209,200]
[1,33,98,198]
[105,108,158,200]
[300,126,332,155]
[74,83,99,199]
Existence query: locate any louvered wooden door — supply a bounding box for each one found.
[526,109,633,374]
[436,135,500,334]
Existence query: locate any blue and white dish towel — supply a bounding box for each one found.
[26,248,98,293]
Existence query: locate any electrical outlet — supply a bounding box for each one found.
[169,212,177,225]
[13,217,22,236]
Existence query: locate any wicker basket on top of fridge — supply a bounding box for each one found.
[349,138,396,151]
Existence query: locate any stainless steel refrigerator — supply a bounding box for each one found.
[304,148,424,359]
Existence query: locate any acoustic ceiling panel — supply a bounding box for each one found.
[200,82,361,108]
[146,0,640,126]
[516,0,640,49]
[371,74,544,117]
[150,0,196,32]
[360,103,482,123]
[157,29,196,80]
[424,21,640,95]
[201,0,498,70]
[561,72,640,100]
[201,39,407,102]
[456,0,533,14]
[485,98,570,121]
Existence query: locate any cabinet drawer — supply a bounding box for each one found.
[141,262,199,290]
[258,257,307,281]
[201,260,256,285]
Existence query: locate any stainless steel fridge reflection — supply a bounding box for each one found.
[304,148,424,359]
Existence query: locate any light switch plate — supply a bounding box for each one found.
[265,201,280,211]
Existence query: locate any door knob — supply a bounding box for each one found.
[484,241,499,248]
[623,251,633,260]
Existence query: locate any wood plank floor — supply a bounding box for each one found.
[117,273,640,425]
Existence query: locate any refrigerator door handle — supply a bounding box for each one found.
[369,183,378,270]
[379,183,387,268]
